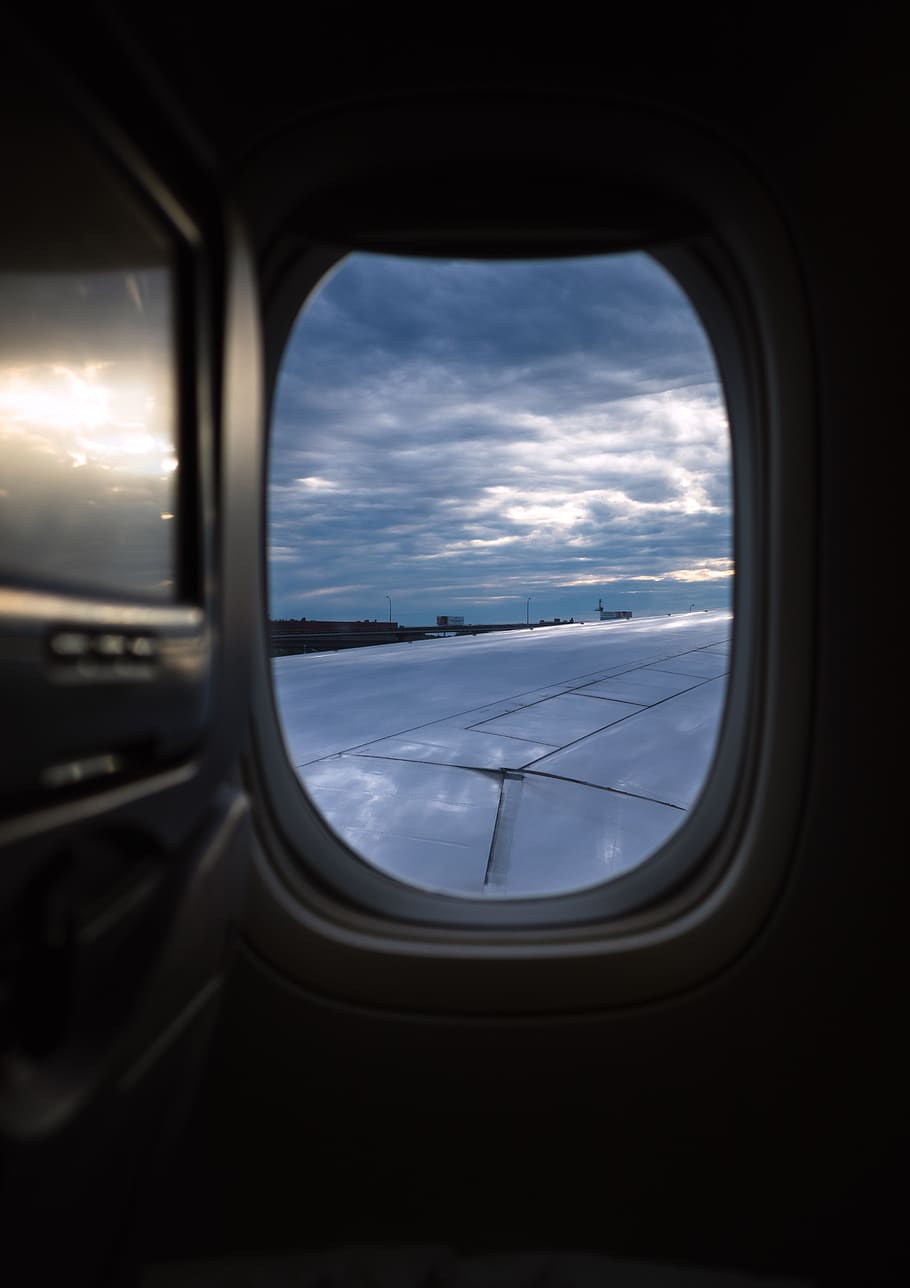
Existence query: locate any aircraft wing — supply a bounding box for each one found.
[273,612,732,898]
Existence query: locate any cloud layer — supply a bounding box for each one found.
[269,253,732,624]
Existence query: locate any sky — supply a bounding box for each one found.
[268,252,733,626]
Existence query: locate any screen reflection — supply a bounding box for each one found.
[0,268,178,601]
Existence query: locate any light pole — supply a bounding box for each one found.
[526,596,531,627]
[386,595,392,623]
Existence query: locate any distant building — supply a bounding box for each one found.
[596,599,631,621]
[269,618,400,657]
[271,618,397,636]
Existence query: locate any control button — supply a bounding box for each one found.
[49,631,91,657]
[48,628,159,672]
[93,633,128,657]
[126,635,157,659]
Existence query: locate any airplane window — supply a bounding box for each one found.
[267,253,733,898]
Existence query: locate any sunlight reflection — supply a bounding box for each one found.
[0,363,176,478]
[0,269,179,601]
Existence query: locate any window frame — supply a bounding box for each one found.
[236,94,815,1012]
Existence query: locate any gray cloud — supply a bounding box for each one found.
[269,253,732,623]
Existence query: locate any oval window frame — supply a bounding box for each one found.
[235,93,815,1012]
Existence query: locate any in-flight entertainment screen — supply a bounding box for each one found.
[1,88,181,605]
[1,265,178,602]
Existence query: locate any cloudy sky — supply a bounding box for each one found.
[268,252,732,625]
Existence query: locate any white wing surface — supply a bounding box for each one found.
[273,612,732,898]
